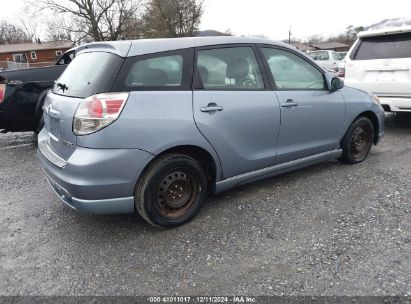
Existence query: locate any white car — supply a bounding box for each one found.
[308,50,341,71]
[345,26,411,112]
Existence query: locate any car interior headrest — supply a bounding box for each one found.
[142,68,168,86]
[198,66,209,84]
[226,58,249,79]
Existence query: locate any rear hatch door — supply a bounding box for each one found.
[346,32,411,95]
[43,93,81,160]
[42,50,125,160]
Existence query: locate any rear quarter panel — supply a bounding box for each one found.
[76,91,223,180]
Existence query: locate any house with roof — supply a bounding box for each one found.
[290,42,315,53]
[0,41,72,65]
[309,42,350,52]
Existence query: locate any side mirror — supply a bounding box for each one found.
[331,77,344,91]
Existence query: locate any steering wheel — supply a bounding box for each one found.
[239,77,257,88]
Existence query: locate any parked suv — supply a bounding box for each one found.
[0,48,75,133]
[345,26,411,112]
[37,37,384,228]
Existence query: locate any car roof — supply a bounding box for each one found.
[358,25,411,38]
[76,36,291,57]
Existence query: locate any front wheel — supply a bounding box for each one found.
[135,154,207,228]
[340,117,374,164]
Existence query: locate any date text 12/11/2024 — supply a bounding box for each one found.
[148,296,257,303]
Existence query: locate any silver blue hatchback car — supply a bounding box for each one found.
[37,37,385,228]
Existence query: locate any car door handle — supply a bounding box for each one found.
[200,103,224,113]
[281,99,298,108]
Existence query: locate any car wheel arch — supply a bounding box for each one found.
[343,110,380,146]
[138,145,222,194]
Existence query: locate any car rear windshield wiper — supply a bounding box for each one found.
[55,81,68,92]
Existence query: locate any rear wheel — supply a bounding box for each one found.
[135,154,207,228]
[340,117,374,164]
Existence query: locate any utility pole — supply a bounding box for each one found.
[288,25,292,44]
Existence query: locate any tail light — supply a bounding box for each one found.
[0,76,7,103]
[337,67,345,78]
[73,93,129,135]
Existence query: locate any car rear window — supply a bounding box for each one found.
[111,48,193,91]
[52,51,123,98]
[353,32,411,60]
[125,55,183,87]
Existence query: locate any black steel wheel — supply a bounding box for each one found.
[154,169,200,219]
[135,154,207,228]
[340,117,374,164]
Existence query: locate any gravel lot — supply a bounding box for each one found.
[0,114,410,296]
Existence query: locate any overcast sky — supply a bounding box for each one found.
[0,0,410,40]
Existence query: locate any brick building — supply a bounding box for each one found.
[0,41,72,69]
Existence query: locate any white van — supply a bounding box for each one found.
[345,26,411,112]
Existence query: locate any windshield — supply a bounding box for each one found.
[353,32,411,60]
[53,52,122,98]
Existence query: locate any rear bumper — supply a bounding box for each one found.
[44,170,135,214]
[379,97,411,112]
[37,130,155,214]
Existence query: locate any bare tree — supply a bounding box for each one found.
[295,25,364,47]
[45,16,73,42]
[19,17,40,42]
[142,0,204,38]
[0,21,31,44]
[305,34,323,44]
[41,0,144,43]
[344,25,364,44]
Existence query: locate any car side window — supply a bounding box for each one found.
[261,48,326,90]
[195,47,264,90]
[56,51,74,65]
[125,55,183,88]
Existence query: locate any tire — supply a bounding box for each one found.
[340,117,374,164]
[34,114,44,134]
[33,90,48,134]
[135,154,207,228]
